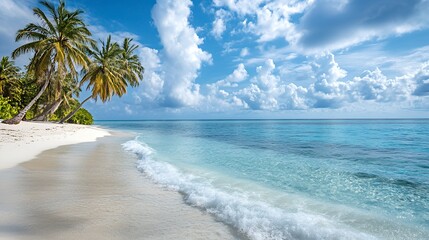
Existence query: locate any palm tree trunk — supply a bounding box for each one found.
[32,98,63,121]
[2,78,50,124]
[59,96,92,124]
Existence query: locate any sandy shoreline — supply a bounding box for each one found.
[0,121,110,170]
[0,123,239,239]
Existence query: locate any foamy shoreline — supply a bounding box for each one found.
[0,126,237,240]
[0,121,110,170]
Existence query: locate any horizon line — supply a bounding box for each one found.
[94,118,429,121]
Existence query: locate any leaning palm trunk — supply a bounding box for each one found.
[59,96,91,124]
[32,98,63,121]
[2,78,50,124]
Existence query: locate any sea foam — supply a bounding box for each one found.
[122,139,377,240]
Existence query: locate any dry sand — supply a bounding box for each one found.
[0,121,110,169]
[0,126,239,239]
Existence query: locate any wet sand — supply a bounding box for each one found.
[0,133,239,239]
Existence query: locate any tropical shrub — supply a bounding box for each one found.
[67,108,93,125]
[0,96,19,119]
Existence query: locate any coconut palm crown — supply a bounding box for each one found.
[121,38,144,88]
[82,35,129,102]
[13,0,93,77]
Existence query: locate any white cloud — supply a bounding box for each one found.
[307,52,348,106]
[204,53,426,112]
[213,0,266,16]
[241,59,309,110]
[152,0,212,108]
[228,63,248,82]
[0,0,37,65]
[236,59,285,110]
[211,9,230,39]
[297,0,429,52]
[205,63,251,111]
[311,53,347,82]
[410,62,429,97]
[212,0,310,47]
[246,0,308,44]
[307,53,417,108]
[336,44,429,77]
[211,63,248,87]
[137,47,164,103]
[213,0,429,54]
[240,47,249,57]
[350,68,415,102]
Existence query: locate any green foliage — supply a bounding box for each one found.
[0,56,20,95]
[13,0,93,78]
[14,72,38,108]
[1,1,144,125]
[24,110,35,120]
[67,108,93,125]
[0,96,19,119]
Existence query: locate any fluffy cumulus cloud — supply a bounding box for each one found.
[246,0,309,44]
[236,59,284,110]
[204,53,428,112]
[205,64,250,110]
[304,53,417,108]
[152,0,212,108]
[211,63,248,87]
[213,0,308,44]
[136,47,164,103]
[211,9,230,39]
[412,63,429,96]
[307,53,349,108]
[222,59,308,110]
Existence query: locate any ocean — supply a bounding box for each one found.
[98,119,429,240]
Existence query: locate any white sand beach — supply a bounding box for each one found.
[0,121,110,170]
[0,122,238,240]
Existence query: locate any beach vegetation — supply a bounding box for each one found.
[68,108,93,125]
[3,0,93,124]
[59,36,143,123]
[0,96,20,120]
[0,57,20,96]
[1,0,144,125]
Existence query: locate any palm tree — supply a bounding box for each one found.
[0,56,20,95]
[3,0,93,124]
[121,38,144,87]
[59,36,143,123]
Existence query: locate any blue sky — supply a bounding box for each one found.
[1,0,429,119]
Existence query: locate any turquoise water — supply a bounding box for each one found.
[98,120,429,240]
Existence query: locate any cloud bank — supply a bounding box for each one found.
[205,54,427,112]
[213,0,429,52]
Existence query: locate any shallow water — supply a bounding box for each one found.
[99,119,429,240]
[0,134,237,240]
